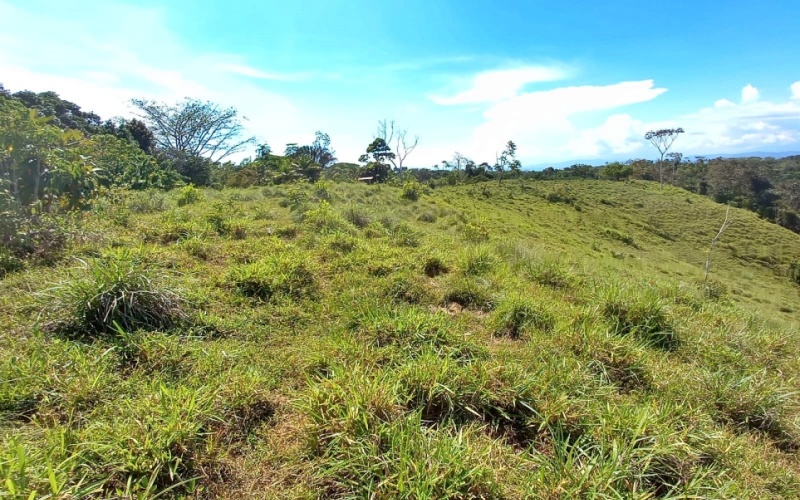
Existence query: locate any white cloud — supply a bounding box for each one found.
[431,66,567,105]
[791,81,800,100]
[461,80,666,161]
[741,83,760,104]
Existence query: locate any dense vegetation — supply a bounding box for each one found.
[2,85,800,498]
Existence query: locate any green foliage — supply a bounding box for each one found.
[175,184,202,207]
[400,180,421,201]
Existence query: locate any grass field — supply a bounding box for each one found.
[1,179,799,498]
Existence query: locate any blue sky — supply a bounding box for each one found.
[1,0,799,167]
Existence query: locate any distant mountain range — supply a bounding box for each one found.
[525,151,800,171]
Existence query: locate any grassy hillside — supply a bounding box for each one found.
[1,179,799,498]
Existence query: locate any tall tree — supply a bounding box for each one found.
[376,119,418,171]
[494,140,521,185]
[645,128,684,187]
[131,98,255,162]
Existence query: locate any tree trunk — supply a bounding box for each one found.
[33,153,41,203]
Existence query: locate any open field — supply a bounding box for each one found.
[2,179,799,498]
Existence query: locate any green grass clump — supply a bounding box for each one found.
[443,275,497,310]
[601,287,676,349]
[48,249,187,336]
[352,305,482,361]
[229,252,316,301]
[491,295,556,338]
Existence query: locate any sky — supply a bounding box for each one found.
[1,0,800,167]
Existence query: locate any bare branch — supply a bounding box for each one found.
[704,205,732,282]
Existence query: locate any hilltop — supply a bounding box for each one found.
[1,179,799,498]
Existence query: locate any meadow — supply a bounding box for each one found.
[1,179,799,498]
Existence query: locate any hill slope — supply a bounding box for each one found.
[1,180,799,498]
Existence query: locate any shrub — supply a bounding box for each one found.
[304,201,351,234]
[0,248,24,278]
[229,253,316,301]
[175,184,202,207]
[491,296,555,338]
[401,181,421,201]
[48,249,187,336]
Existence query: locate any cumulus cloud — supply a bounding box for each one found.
[792,81,800,100]
[458,80,667,161]
[741,84,760,103]
[431,66,568,105]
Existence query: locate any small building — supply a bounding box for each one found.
[358,176,375,184]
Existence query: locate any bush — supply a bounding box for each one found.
[0,248,23,278]
[401,181,422,201]
[304,201,352,234]
[229,253,316,301]
[176,184,202,207]
[49,249,187,336]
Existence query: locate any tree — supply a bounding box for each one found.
[125,118,156,154]
[494,140,521,185]
[290,131,336,168]
[666,152,683,184]
[358,138,395,183]
[376,119,418,171]
[131,98,255,162]
[644,128,684,187]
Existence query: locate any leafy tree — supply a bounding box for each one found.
[89,135,180,190]
[358,138,394,183]
[157,150,213,187]
[644,128,684,186]
[290,131,336,168]
[10,90,104,134]
[131,98,255,162]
